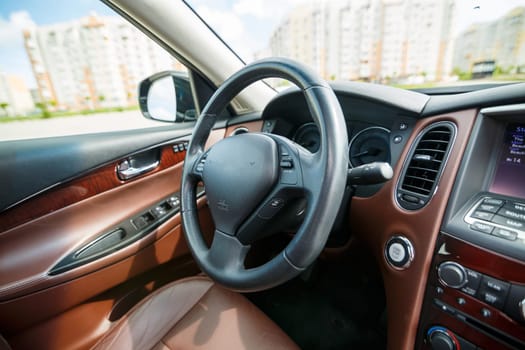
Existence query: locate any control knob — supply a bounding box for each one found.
[427,326,458,350]
[437,261,467,289]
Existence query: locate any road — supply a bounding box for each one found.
[0,110,166,141]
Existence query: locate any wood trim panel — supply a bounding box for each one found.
[0,143,188,233]
[350,109,478,350]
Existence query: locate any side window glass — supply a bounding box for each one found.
[0,8,192,141]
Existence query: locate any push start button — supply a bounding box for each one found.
[388,242,406,262]
[385,235,414,270]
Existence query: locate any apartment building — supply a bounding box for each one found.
[0,73,34,117]
[267,0,455,82]
[24,14,182,111]
[453,7,525,74]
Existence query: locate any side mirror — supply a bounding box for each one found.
[138,71,197,122]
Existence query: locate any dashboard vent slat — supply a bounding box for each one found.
[396,122,456,210]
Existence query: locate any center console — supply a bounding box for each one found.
[416,105,525,349]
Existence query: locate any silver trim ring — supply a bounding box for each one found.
[229,127,249,136]
[384,235,414,270]
[437,261,467,289]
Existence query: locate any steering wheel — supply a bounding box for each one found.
[181,58,348,292]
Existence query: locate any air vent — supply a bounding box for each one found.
[396,122,456,210]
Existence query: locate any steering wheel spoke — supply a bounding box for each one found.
[206,229,250,273]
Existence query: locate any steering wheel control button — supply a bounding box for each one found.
[437,262,467,289]
[195,155,207,173]
[280,159,293,169]
[270,198,284,207]
[259,198,286,219]
[385,236,414,270]
[393,135,402,144]
[280,167,298,185]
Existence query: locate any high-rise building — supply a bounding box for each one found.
[265,0,455,82]
[0,73,34,117]
[23,14,183,111]
[453,7,525,74]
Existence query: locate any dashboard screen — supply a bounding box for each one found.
[490,123,525,198]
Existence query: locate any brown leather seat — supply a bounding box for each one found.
[91,276,298,350]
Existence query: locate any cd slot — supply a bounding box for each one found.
[436,299,525,349]
[462,314,523,350]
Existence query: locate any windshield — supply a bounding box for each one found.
[188,0,525,89]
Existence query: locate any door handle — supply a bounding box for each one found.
[117,148,161,180]
[117,159,160,180]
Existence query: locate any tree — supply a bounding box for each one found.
[0,102,8,117]
[36,102,51,118]
[452,67,471,81]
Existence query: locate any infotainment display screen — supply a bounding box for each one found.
[490,123,525,198]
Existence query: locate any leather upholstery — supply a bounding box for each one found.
[92,276,298,350]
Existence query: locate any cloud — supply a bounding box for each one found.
[455,0,525,35]
[196,5,252,59]
[10,11,35,29]
[233,0,305,20]
[0,11,36,85]
[233,0,273,19]
[0,11,35,47]
[195,0,309,61]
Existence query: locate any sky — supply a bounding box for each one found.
[0,0,524,89]
[0,0,114,86]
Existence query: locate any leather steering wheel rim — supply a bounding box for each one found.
[181,58,348,292]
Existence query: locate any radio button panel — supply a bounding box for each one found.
[464,196,525,243]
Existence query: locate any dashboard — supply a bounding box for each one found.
[258,81,525,350]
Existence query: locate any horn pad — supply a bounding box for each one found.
[202,133,279,234]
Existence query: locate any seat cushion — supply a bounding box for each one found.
[92,276,298,350]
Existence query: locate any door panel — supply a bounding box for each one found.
[0,121,262,349]
[0,162,189,300]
